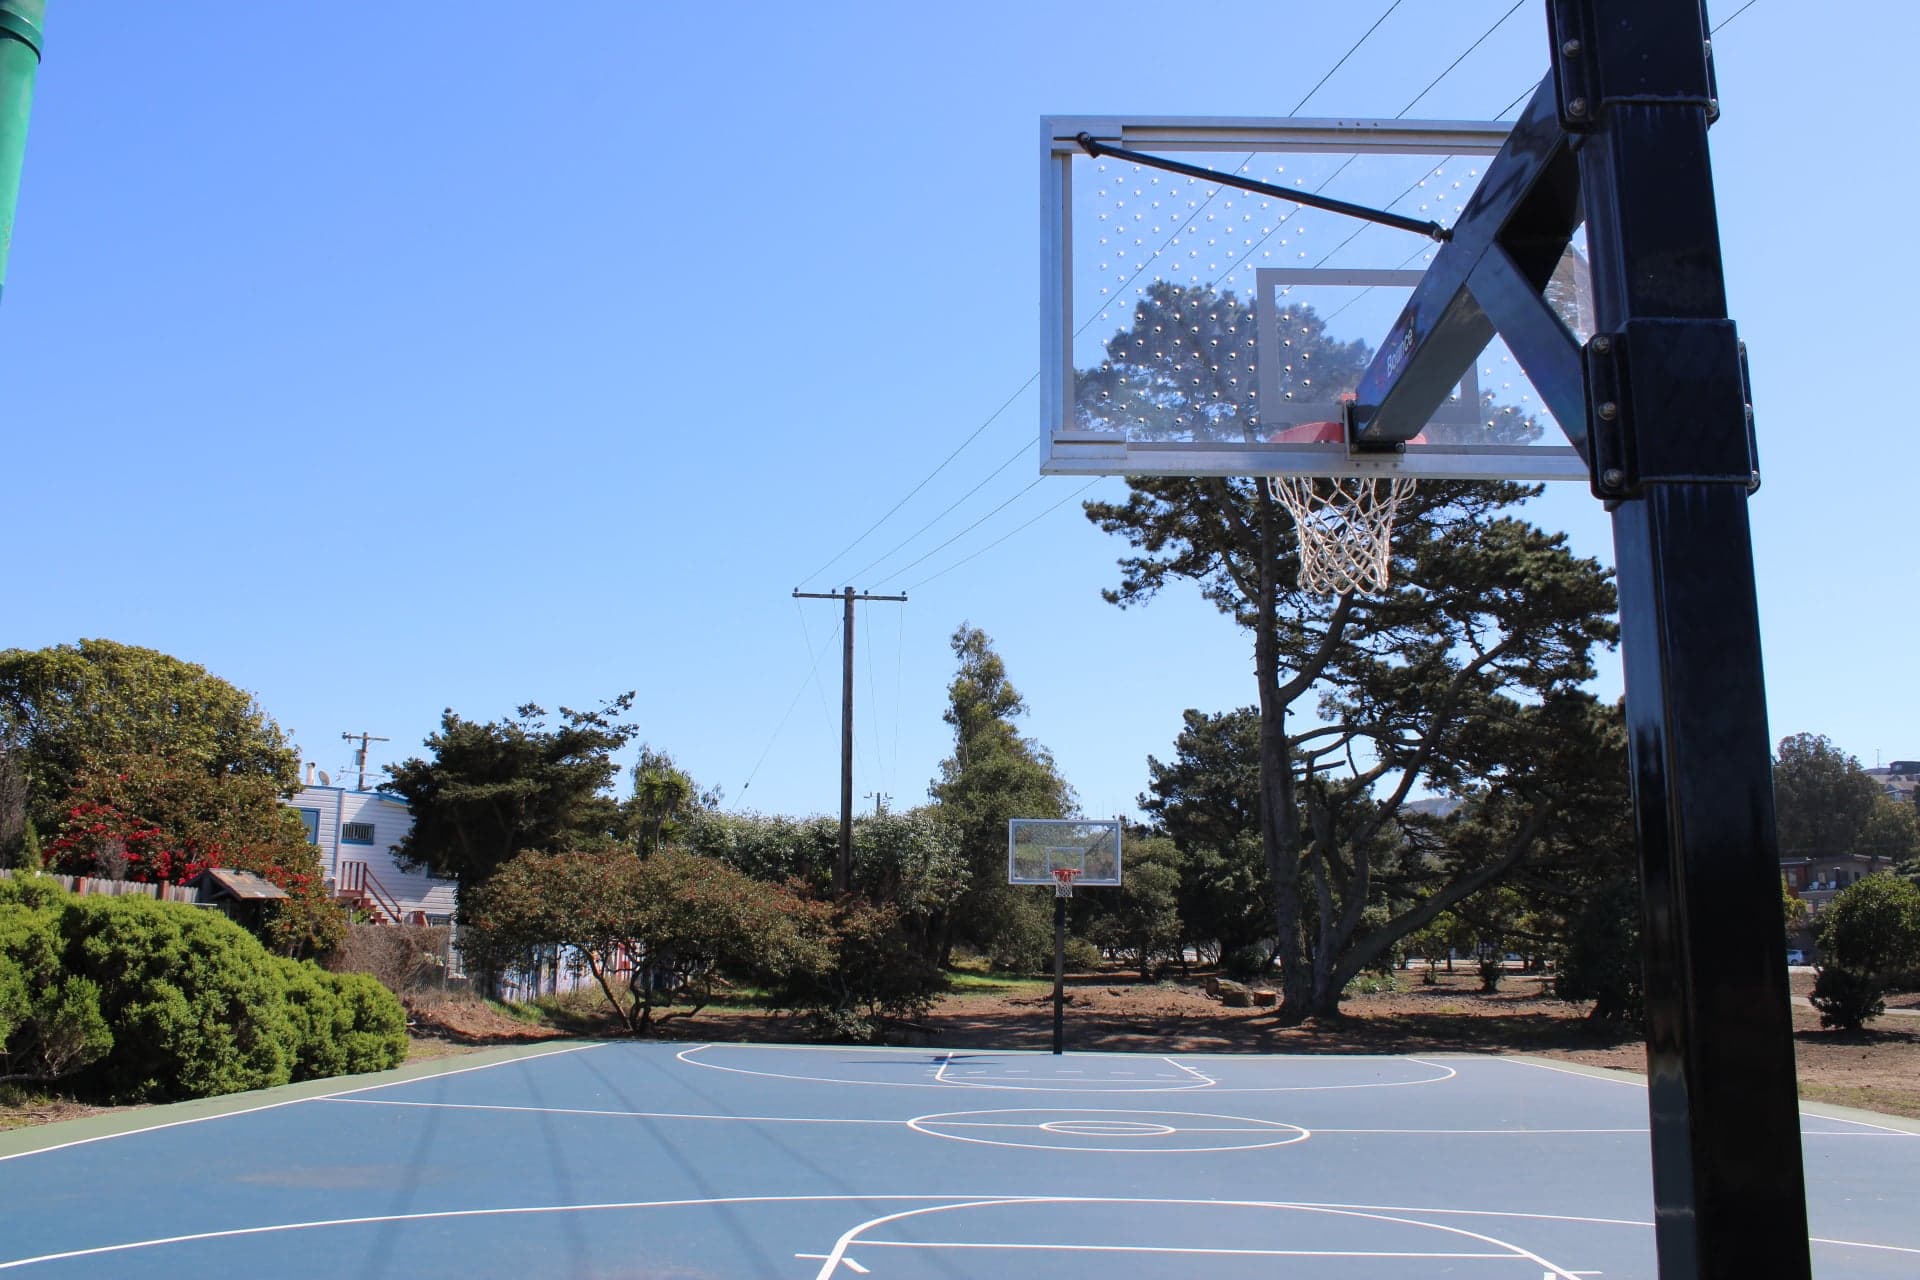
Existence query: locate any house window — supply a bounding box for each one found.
[342,822,376,845]
[296,809,320,844]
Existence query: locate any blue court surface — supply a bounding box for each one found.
[2,1042,1916,1278]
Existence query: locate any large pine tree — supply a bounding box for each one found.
[928,625,1074,966]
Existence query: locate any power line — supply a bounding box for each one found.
[1289,2,1405,115]
[1397,0,1526,119]
[793,375,1036,590]
[740,608,843,797]
[843,436,1030,584]
[1206,4,1535,293]
[791,1,1407,594]
[903,479,1105,594]
[883,476,1048,589]
[1712,0,1761,33]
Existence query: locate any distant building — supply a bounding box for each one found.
[284,780,455,924]
[1780,853,1897,901]
[1866,760,1918,806]
[1780,852,1899,956]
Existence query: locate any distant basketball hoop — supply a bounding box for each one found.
[1051,867,1081,898]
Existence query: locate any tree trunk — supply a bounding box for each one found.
[1250,489,1312,1025]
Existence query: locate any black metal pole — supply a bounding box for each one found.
[1558,2,1811,1275]
[1052,893,1067,1055]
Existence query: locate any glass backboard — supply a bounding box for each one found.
[1040,116,1589,481]
[1009,818,1122,887]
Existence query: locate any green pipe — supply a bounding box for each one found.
[0,0,45,305]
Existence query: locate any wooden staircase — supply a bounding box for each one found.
[334,859,411,924]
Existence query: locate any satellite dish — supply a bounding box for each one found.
[318,771,332,786]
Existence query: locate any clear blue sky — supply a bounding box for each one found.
[4,1,1913,822]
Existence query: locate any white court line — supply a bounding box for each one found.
[1505,1058,1920,1136]
[808,1197,1587,1280]
[860,1241,1520,1259]
[1289,1201,1920,1256]
[682,1044,1454,1093]
[1161,1056,1217,1086]
[0,1042,602,1165]
[323,1098,900,1127]
[326,1102,1715,1143]
[904,1109,1309,1154]
[3,1190,1910,1273]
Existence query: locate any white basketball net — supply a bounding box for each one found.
[1266,474,1416,595]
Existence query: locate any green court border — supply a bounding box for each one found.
[0,1039,599,1158]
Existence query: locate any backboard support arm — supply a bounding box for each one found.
[1347,80,1589,456]
[1073,132,1450,242]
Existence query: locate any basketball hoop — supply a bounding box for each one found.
[1265,419,1418,595]
[1051,867,1081,898]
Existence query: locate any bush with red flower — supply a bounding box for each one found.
[46,755,343,956]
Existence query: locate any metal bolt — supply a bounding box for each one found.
[1703,39,1713,55]
[1562,38,1583,56]
[1749,470,1762,491]
[1602,468,1626,490]
[1744,404,1754,425]
[1567,98,1588,117]
[1598,400,1618,421]
[1591,336,1611,354]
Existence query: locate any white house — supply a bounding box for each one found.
[285,782,456,924]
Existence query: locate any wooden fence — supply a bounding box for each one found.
[0,867,203,903]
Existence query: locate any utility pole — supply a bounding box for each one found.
[792,587,906,893]
[0,1,47,308]
[340,730,390,793]
[865,792,889,817]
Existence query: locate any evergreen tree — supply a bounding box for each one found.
[1773,733,1883,860]
[384,695,637,898]
[1082,284,1621,1021]
[928,625,1074,965]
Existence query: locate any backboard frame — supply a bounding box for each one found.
[1040,114,1587,482]
[1008,817,1122,887]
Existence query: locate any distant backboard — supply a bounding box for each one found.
[1040,116,1590,481]
[1008,818,1122,887]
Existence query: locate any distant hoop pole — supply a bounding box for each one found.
[1050,872,1078,1055]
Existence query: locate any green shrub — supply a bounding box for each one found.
[1,883,112,1084]
[1062,935,1103,971]
[1810,876,1920,1031]
[984,897,1053,974]
[273,960,407,1079]
[1554,879,1644,1025]
[64,895,295,1101]
[1809,965,1885,1031]
[1221,942,1273,982]
[326,970,408,1072]
[769,899,947,1041]
[1344,971,1398,996]
[275,957,350,1079]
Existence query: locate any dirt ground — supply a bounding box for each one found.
[906,968,1920,1119]
[7,970,1915,1133]
[516,967,1913,1120]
